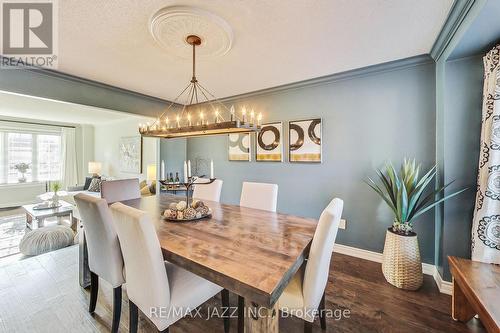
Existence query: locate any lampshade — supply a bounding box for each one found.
[88,162,102,175]
[147,164,157,182]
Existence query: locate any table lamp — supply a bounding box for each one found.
[147,164,157,183]
[88,162,102,177]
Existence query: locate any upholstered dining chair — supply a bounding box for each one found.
[239,181,278,212]
[101,178,141,204]
[110,202,230,333]
[237,181,279,332]
[278,198,344,333]
[193,178,223,202]
[74,193,125,333]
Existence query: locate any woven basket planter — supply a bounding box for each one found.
[382,228,423,291]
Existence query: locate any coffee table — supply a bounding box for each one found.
[22,200,74,229]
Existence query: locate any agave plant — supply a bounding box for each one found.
[366,159,467,235]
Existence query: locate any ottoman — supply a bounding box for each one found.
[20,225,75,256]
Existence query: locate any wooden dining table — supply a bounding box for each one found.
[80,193,318,333]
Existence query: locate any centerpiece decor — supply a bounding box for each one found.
[366,159,467,290]
[14,162,30,183]
[160,176,215,222]
[139,34,262,139]
[50,181,62,206]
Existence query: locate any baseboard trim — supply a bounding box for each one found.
[333,244,452,295]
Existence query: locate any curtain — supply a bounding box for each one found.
[472,44,500,264]
[61,127,78,190]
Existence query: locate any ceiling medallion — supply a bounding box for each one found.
[150,6,233,59]
[139,34,261,139]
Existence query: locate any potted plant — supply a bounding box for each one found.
[366,159,466,290]
[50,181,62,206]
[14,162,30,183]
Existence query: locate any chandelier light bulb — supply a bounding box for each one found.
[230,105,235,121]
[241,107,247,123]
[187,114,192,126]
[215,109,220,123]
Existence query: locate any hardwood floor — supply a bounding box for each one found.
[0,245,486,333]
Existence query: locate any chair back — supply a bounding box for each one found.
[302,198,343,310]
[239,182,278,212]
[110,202,171,312]
[193,179,223,202]
[74,193,124,287]
[101,178,141,203]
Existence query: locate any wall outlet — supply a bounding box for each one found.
[339,219,347,230]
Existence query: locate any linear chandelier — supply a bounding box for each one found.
[139,35,262,139]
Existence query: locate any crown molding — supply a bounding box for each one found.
[0,55,181,108]
[1,54,432,111]
[430,0,487,61]
[215,54,434,104]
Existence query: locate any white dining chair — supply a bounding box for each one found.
[101,178,141,204]
[278,198,344,333]
[192,178,223,202]
[237,181,279,332]
[74,193,125,333]
[239,181,278,212]
[110,202,229,333]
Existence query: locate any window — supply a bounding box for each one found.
[0,130,62,184]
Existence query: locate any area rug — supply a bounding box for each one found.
[0,213,26,258]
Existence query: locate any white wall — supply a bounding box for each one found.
[94,117,157,181]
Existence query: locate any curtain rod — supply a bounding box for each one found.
[0,119,76,129]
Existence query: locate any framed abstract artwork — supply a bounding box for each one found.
[256,122,283,162]
[228,133,251,161]
[119,136,143,173]
[288,118,322,163]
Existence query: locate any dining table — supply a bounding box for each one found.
[79,193,318,333]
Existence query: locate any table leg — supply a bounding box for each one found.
[26,213,32,229]
[452,277,476,322]
[37,217,44,229]
[244,299,279,333]
[78,224,91,288]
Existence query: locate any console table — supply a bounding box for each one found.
[448,256,500,333]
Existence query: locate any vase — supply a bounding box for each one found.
[381,227,423,290]
[18,173,26,183]
[52,192,60,206]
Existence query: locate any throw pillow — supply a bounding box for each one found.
[83,176,101,190]
[87,178,102,192]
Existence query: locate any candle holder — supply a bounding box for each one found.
[160,176,216,206]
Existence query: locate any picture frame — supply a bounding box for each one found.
[228,133,251,161]
[288,118,322,163]
[256,121,283,162]
[119,136,143,173]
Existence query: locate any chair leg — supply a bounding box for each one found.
[319,292,326,330]
[129,300,138,333]
[304,320,313,333]
[112,286,122,333]
[89,272,98,313]
[221,289,230,333]
[238,295,244,333]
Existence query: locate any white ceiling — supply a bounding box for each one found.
[0,92,150,125]
[59,0,453,101]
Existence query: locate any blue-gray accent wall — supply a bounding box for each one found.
[180,61,438,264]
[439,55,483,280]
